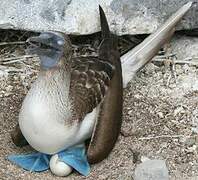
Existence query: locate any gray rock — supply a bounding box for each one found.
[134,160,169,180]
[0,0,197,35]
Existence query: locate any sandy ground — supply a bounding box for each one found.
[0,33,198,180]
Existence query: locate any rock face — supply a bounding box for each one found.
[134,160,169,180]
[0,0,197,35]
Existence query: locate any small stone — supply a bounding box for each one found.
[134,160,169,180]
[13,75,19,81]
[134,94,141,99]
[0,70,8,78]
[5,85,13,92]
[127,110,133,115]
[182,64,190,74]
[144,63,158,75]
[4,93,11,97]
[187,145,197,153]
[192,127,198,134]
[174,106,185,116]
[163,126,169,132]
[157,112,164,119]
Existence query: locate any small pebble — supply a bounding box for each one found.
[157,112,164,118]
[174,106,185,116]
[134,159,169,180]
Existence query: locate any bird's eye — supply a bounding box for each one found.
[57,40,64,46]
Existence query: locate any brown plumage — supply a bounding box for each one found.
[11,2,191,167]
[11,6,122,164]
[86,6,123,163]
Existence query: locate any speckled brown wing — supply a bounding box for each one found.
[69,56,115,120]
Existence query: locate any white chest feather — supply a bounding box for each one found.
[19,71,97,154]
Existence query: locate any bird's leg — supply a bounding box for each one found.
[10,124,28,147]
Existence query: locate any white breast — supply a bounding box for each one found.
[19,72,98,154]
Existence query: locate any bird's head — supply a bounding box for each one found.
[26,32,72,70]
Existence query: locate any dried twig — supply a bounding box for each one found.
[155,53,177,59]
[0,41,25,46]
[0,65,24,72]
[139,134,184,140]
[0,55,37,64]
[153,56,198,66]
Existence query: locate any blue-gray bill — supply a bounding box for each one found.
[26,32,65,70]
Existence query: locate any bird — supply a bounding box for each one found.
[11,5,122,166]
[10,2,192,176]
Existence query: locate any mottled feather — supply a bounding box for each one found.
[69,57,115,120]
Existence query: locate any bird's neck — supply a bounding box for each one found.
[37,62,71,92]
[39,55,70,77]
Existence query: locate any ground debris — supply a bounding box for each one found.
[0,30,198,180]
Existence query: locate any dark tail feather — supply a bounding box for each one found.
[99,5,110,39]
[88,6,122,164]
[98,5,118,60]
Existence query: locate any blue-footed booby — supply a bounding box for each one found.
[10,2,192,176]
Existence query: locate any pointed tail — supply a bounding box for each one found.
[87,6,122,164]
[98,6,118,60]
[99,5,110,39]
[121,2,192,88]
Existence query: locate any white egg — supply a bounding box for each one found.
[49,154,73,177]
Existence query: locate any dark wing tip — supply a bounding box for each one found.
[99,5,110,38]
[99,5,102,11]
